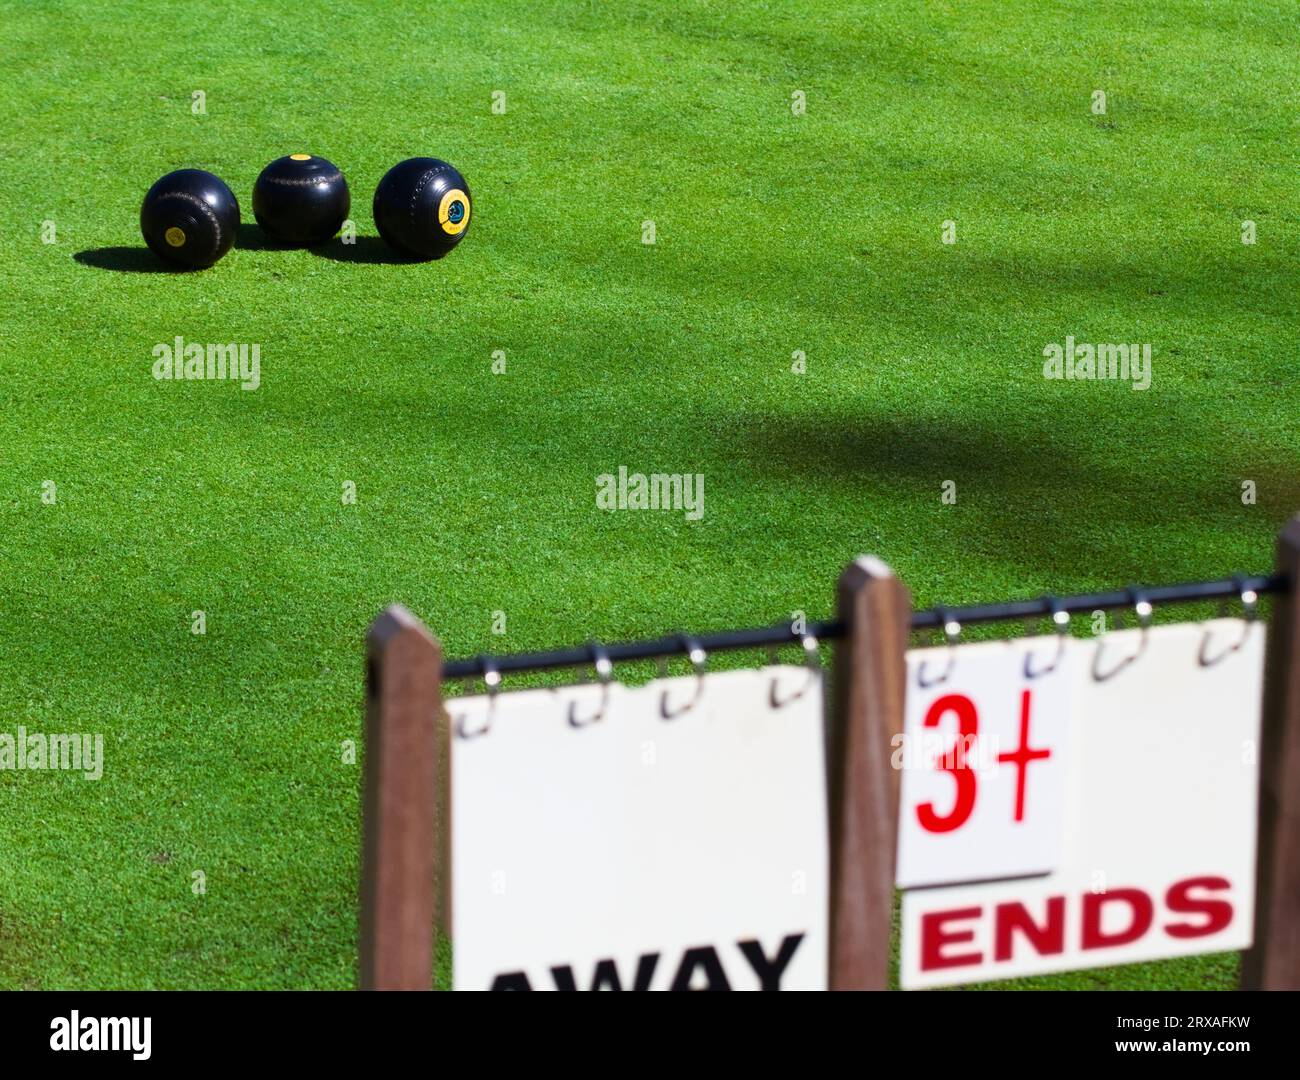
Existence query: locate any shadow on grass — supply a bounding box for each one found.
[311,236,427,265]
[236,223,299,252]
[73,247,176,273]
[715,407,1294,586]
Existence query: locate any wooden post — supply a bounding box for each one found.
[359,605,441,990]
[828,557,910,989]
[1243,516,1300,989]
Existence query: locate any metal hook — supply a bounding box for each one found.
[1134,588,1154,630]
[770,633,822,708]
[1024,597,1070,678]
[661,635,707,719]
[917,610,961,688]
[569,641,613,727]
[455,657,501,738]
[1241,578,1260,622]
[1092,588,1152,682]
[1198,576,1260,667]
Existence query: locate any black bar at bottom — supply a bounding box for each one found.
[3,989,1289,1059]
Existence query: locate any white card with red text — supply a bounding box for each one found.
[899,619,1263,989]
[896,636,1074,888]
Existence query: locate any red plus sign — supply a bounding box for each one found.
[998,689,1051,822]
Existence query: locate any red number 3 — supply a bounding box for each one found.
[916,693,978,833]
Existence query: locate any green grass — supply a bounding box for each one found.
[0,0,1296,989]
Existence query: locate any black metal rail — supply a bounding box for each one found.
[440,573,1286,680]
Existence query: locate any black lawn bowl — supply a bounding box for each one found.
[252,154,350,246]
[139,169,240,270]
[372,157,471,260]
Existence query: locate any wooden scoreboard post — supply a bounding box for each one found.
[829,557,911,990]
[1244,515,1300,990]
[359,605,441,991]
